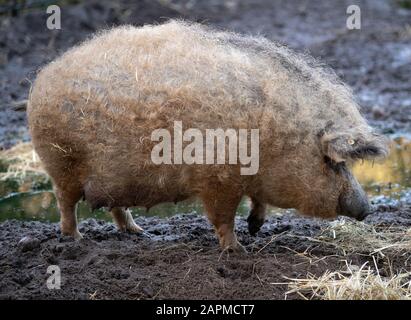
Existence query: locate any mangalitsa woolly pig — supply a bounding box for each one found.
[28,20,389,251]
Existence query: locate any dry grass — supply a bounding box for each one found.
[308,219,411,256]
[278,219,411,300]
[0,142,46,182]
[283,262,411,300]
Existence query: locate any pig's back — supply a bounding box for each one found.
[29,21,268,134]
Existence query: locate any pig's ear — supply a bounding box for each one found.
[320,132,389,163]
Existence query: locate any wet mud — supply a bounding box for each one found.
[1,207,411,300]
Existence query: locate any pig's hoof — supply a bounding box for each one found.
[114,209,144,233]
[224,243,248,254]
[117,217,144,233]
[247,215,265,236]
[221,240,248,254]
[62,229,83,240]
[124,211,144,233]
[73,230,84,240]
[234,243,248,253]
[126,221,144,233]
[116,222,144,233]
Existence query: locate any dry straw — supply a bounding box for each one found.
[0,142,46,182]
[283,262,411,300]
[306,219,411,256]
[277,219,411,300]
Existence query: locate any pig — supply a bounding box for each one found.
[27,20,389,251]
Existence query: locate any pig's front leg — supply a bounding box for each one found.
[110,207,143,233]
[247,198,266,236]
[200,182,245,252]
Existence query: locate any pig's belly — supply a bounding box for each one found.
[83,178,191,210]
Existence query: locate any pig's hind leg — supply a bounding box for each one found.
[247,198,266,236]
[110,207,143,233]
[200,183,245,252]
[54,183,83,240]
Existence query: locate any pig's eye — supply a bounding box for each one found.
[324,156,346,173]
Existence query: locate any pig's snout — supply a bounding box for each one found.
[338,181,371,221]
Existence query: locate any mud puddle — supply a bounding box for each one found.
[0,137,410,222]
[353,136,411,206]
[0,191,288,222]
[0,192,253,222]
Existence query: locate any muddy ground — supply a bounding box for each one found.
[0,0,411,299]
[1,205,410,300]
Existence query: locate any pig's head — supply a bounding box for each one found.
[261,124,389,221]
[317,127,389,220]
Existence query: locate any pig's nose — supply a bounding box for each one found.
[338,192,371,221]
[354,208,372,221]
